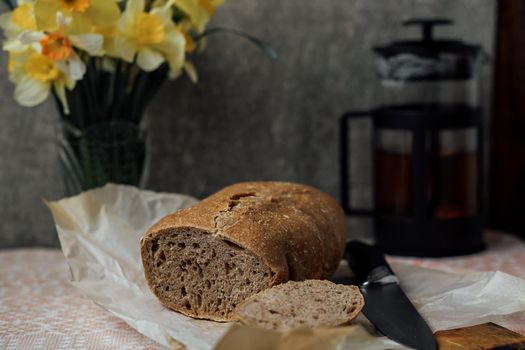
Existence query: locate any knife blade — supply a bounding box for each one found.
[345,240,437,350]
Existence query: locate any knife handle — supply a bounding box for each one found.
[345,240,395,284]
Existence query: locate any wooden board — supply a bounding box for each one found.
[435,323,525,350]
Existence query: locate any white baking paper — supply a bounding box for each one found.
[46,184,525,350]
[392,263,525,331]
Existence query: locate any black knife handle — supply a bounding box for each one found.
[345,240,394,284]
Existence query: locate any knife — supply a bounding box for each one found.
[345,240,437,350]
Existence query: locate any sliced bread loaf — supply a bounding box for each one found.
[140,182,347,321]
[234,280,364,332]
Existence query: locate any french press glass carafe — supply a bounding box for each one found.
[340,19,485,256]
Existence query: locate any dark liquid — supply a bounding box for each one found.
[375,151,478,219]
[375,151,413,217]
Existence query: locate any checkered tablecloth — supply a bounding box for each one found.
[1,231,524,349]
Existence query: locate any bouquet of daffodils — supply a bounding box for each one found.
[0,0,226,115]
[0,0,273,193]
[1,0,272,118]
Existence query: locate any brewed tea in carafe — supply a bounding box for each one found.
[374,110,479,220]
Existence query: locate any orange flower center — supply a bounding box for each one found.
[59,0,91,13]
[40,32,73,61]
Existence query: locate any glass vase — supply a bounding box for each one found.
[56,119,149,196]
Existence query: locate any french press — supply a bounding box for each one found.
[340,19,485,257]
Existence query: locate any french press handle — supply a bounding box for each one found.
[339,111,373,216]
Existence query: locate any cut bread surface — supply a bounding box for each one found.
[142,228,274,321]
[140,182,348,322]
[234,280,364,332]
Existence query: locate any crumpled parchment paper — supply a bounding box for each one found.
[46,184,525,350]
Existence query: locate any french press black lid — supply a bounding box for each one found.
[373,19,481,81]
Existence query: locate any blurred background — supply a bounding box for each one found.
[0,0,498,247]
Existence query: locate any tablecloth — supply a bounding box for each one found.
[1,231,524,349]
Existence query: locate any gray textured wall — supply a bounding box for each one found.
[0,1,495,248]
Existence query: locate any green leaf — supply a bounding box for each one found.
[195,27,278,60]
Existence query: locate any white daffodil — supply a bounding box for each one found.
[34,0,120,35]
[19,12,103,80]
[5,12,103,113]
[115,0,185,77]
[33,0,121,56]
[0,0,37,53]
[8,48,76,113]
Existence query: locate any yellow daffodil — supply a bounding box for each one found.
[8,48,76,113]
[176,22,199,81]
[115,0,185,76]
[34,0,120,34]
[0,1,37,52]
[173,0,223,32]
[9,1,37,31]
[176,21,196,53]
[1,0,225,114]
[92,24,118,57]
[19,12,103,80]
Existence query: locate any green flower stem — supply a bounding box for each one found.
[52,57,170,193]
[110,60,123,121]
[3,0,15,10]
[195,27,278,59]
[79,135,94,189]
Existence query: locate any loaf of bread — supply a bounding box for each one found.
[234,280,364,331]
[140,182,347,321]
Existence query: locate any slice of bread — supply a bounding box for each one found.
[141,182,348,321]
[234,280,364,332]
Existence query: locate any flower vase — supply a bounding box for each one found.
[56,119,149,196]
[52,58,168,196]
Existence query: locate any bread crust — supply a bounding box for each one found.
[141,182,347,319]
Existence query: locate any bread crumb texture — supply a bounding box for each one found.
[234,280,364,332]
[140,182,347,321]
